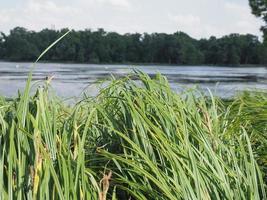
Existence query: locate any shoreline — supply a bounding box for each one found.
[0,59,266,68]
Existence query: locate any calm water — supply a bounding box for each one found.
[0,61,266,98]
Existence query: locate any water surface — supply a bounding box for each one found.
[0,62,266,98]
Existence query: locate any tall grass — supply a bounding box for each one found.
[0,72,266,199]
[95,73,267,199]
[0,84,100,199]
[226,91,267,184]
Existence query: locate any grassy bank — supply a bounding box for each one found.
[0,72,266,199]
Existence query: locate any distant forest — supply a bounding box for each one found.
[0,27,266,65]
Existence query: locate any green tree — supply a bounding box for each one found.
[258,44,267,64]
[0,32,6,58]
[4,27,39,61]
[0,26,264,65]
[106,32,126,63]
[125,33,142,63]
[249,0,267,42]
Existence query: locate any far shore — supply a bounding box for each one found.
[0,59,266,68]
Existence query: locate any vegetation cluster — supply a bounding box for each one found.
[0,72,266,199]
[0,27,267,65]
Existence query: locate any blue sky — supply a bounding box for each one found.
[0,0,263,39]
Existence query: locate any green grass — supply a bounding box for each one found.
[0,72,266,199]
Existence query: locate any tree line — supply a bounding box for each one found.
[0,27,266,65]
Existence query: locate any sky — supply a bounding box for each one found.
[0,0,263,39]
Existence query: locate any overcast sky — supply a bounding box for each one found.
[0,0,263,39]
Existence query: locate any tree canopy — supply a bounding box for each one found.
[0,27,266,65]
[249,0,267,42]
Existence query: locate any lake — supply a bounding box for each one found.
[0,61,266,98]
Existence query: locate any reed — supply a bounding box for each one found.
[0,72,266,199]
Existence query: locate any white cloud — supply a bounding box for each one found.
[168,14,201,27]
[168,14,202,38]
[223,1,263,38]
[97,0,131,8]
[0,0,263,39]
[224,1,249,18]
[168,13,229,38]
[0,0,82,32]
